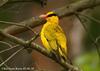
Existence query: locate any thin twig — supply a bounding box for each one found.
[77,13,100,26]
[0,44,20,54]
[26,33,40,44]
[0,56,9,69]
[0,21,36,35]
[0,47,24,67]
[0,41,12,48]
[0,29,79,70]
[75,12,100,60]
[95,36,100,43]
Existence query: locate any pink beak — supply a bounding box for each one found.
[39,14,47,19]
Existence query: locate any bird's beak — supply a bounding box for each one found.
[39,14,47,19]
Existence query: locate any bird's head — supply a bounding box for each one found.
[40,12,59,24]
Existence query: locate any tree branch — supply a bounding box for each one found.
[0,30,79,71]
[3,18,46,35]
[0,44,19,54]
[2,0,100,36]
[0,47,24,67]
[0,21,37,34]
[0,0,8,7]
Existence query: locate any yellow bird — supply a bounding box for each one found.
[40,12,67,63]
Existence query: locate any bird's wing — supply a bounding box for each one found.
[54,25,67,57]
[43,23,58,51]
[45,23,67,61]
[41,22,58,51]
[44,23,67,54]
[42,22,67,61]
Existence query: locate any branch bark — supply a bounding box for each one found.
[0,30,79,71]
[2,0,100,35]
[0,0,8,7]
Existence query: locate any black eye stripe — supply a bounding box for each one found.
[47,13,57,17]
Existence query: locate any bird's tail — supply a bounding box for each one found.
[60,54,67,63]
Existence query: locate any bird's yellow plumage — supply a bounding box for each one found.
[40,12,67,63]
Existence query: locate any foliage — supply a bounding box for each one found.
[74,51,100,71]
